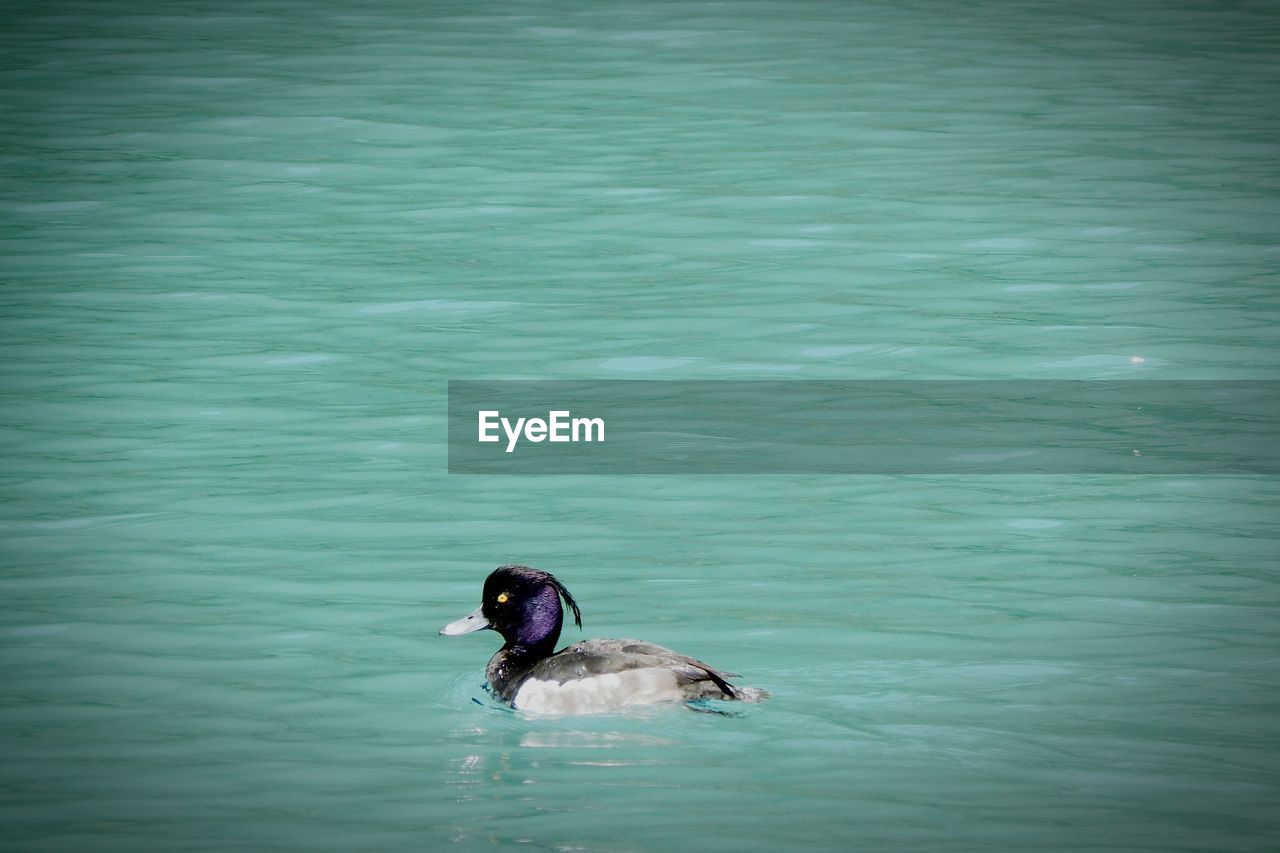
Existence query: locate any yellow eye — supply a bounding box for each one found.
[496,592,509,604]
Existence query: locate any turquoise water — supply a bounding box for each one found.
[3,1,1279,850]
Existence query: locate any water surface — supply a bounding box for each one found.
[2,1,1278,850]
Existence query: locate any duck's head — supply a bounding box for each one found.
[440,564,582,650]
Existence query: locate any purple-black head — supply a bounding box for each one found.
[440,564,583,651]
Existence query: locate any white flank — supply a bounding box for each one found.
[513,668,682,716]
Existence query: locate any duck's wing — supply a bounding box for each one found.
[573,638,742,678]
[543,638,743,698]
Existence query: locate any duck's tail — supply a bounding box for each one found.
[692,663,769,702]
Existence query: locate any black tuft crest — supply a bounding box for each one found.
[546,572,582,629]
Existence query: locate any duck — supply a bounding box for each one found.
[440,564,765,715]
